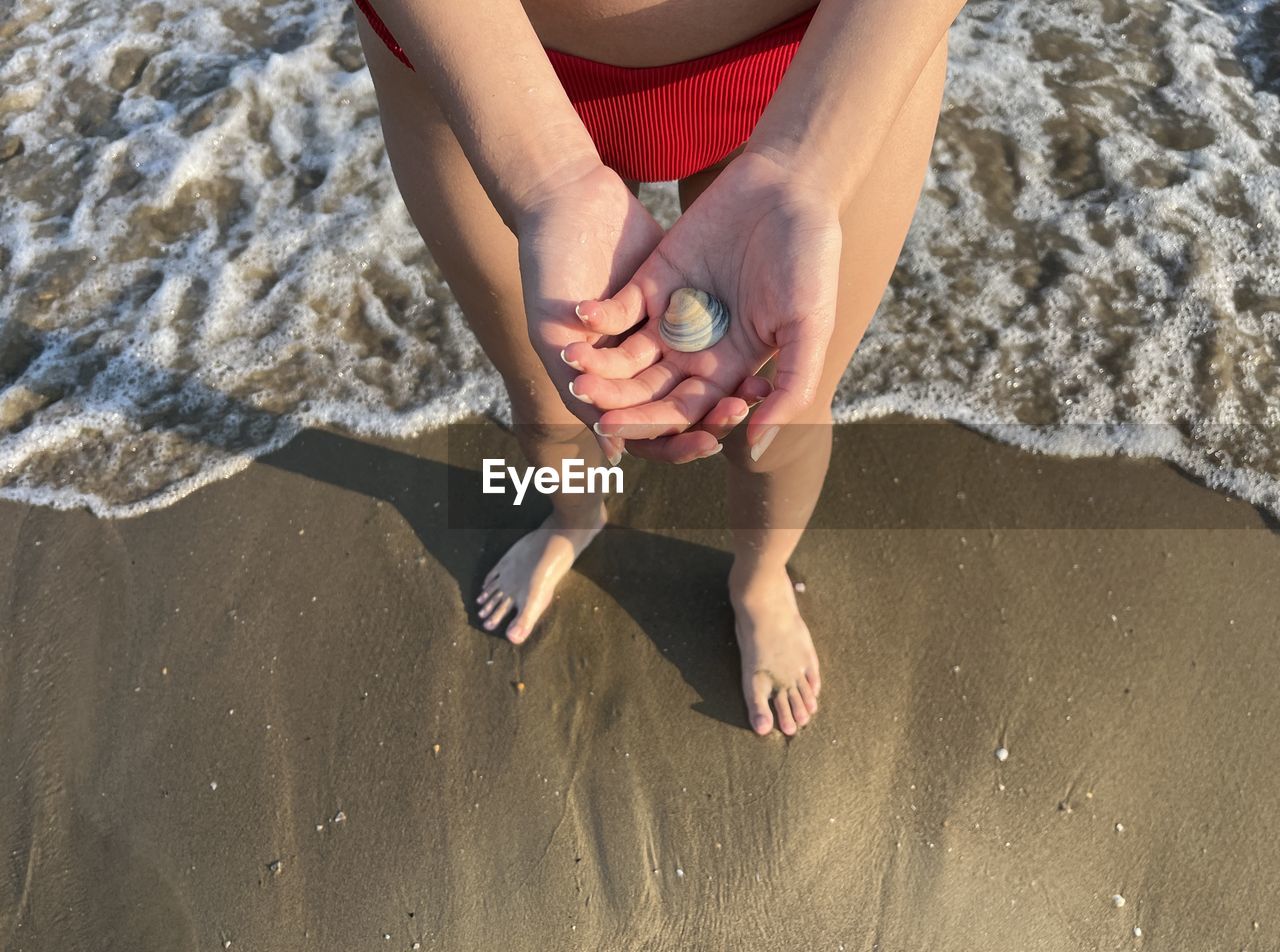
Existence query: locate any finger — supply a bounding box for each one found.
[622,431,722,464]
[696,396,750,441]
[575,282,648,336]
[735,375,773,407]
[696,375,771,439]
[746,319,832,451]
[570,361,685,411]
[595,377,727,440]
[561,324,663,378]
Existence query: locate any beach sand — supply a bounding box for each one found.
[2,419,1276,950]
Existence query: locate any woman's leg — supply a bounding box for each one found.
[357,17,617,644]
[678,37,950,735]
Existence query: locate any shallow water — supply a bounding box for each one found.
[0,0,1277,516]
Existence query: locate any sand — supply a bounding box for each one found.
[2,420,1277,951]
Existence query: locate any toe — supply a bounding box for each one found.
[478,592,503,619]
[806,661,822,698]
[788,688,810,728]
[745,672,774,735]
[483,596,513,630]
[507,588,552,646]
[796,675,818,715]
[774,692,797,736]
[478,591,501,621]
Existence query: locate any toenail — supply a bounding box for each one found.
[568,379,593,405]
[560,348,583,371]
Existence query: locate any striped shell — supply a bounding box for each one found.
[658,288,730,353]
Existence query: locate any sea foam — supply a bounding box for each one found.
[0,0,1277,517]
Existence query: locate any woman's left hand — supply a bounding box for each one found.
[561,150,841,458]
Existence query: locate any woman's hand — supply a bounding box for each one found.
[515,162,763,462]
[561,151,841,458]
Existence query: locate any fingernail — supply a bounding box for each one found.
[574,303,590,324]
[750,425,779,462]
[595,433,621,466]
[559,348,583,371]
[592,421,608,437]
[508,625,524,642]
[700,443,724,459]
[567,379,593,405]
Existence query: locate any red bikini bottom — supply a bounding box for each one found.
[353,4,817,182]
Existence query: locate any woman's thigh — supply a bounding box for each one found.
[355,16,565,412]
[681,36,950,423]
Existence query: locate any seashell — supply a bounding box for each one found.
[659,288,730,353]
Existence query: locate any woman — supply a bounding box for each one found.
[353,0,962,736]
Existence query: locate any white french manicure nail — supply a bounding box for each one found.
[750,425,779,462]
[560,348,583,371]
[592,421,607,437]
[701,443,724,459]
[567,380,593,405]
[574,303,590,323]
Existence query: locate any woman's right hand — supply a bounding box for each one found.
[515,162,761,463]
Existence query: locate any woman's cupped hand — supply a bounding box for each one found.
[561,150,842,462]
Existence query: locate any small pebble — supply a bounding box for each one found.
[210,781,218,791]
[268,860,282,875]
[675,867,684,878]
[995,747,1009,762]
[794,582,806,593]
[1112,894,1126,908]
[432,743,441,757]
[515,681,526,695]
[1116,823,1125,833]
[1133,927,1142,937]
[333,810,346,824]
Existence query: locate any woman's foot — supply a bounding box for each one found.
[729,562,821,736]
[476,502,607,644]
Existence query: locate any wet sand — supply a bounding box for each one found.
[2,420,1277,951]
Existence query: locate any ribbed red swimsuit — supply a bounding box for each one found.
[352,3,816,182]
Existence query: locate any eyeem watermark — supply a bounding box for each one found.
[482,458,623,506]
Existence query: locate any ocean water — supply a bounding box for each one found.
[0,0,1277,517]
